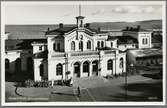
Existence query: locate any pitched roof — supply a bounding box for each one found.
[46,25,109,36]
[46,26,77,35]
[85,27,108,34]
[5,39,47,50]
[152,35,162,43]
[5,40,23,51]
[107,36,138,44]
[122,28,150,32]
[7,31,46,39]
[130,49,162,58]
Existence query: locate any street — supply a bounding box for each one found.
[5,74,162,102]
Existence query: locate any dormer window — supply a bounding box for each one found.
[142,38,148,45]
[57,43,60,51]
[39,46,42,51]
[53,42,61,51]
[111,42,113,48]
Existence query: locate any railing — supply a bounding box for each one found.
[71,51,99,57]
[51,53,65,57]
[51,50,117,57]
[104,50,115,54]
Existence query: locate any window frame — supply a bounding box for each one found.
[39,46,42,51]
[107,59,113,70]
[56,63,63,75]
[87,40,91,49]
[71,41,75,51]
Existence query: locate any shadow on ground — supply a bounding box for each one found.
[51,91,76,96]
[5,71,33,82]
[109,80,162,101]
[141,72,162,79]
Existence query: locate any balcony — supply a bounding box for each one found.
[50,50,117,58]
[104,50,116,54]
[70,51,99,57]
[51,53,66,57]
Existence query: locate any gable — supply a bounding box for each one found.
[65,28,94,42]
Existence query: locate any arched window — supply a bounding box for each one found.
[142,38,145,44]
[83,61,89,73]
[92,60,98,75]
[53,43,56,51]
[40,64,44,77]
[5,59,10,69]
[97,41,100,48]
[56,63,63,75]
[15,58,21,72]
[79,41,83,51]
[74,62,80,77]
[57,43,60,51]
[145,38,148,44]
[111,42,113,48]
[107,59,113,70]
[101,41,104,48]
[27,57,33,72]
[87,40,91,49]
[119,58,124,68]
[71,41,75,50]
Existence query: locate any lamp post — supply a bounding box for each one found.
[125,63,133,101]
[124,64,127,101]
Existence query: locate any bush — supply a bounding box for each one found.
[25,80,50,88]
[105,74,114,79]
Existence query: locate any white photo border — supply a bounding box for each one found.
[1,0,166,106]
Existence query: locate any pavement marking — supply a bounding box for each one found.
[85,88,96,102]
[73,89,80,102]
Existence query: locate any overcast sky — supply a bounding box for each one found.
[4,2,163,24]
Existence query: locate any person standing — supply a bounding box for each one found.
[51,79,54,87]
[70,77,73,86]
[77,86,81,97]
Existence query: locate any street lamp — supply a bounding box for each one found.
[127,64,134,100]
[124,64,127,101]
[125,63,133,101]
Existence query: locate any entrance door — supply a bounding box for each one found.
[27,57,34,79]
[74,62,80,77]
[92,60,98,76]
[15,58,21,73]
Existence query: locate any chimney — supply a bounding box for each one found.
[130,27,133,31]
[98,27,101,32]
[126,26,129,31]
[85,23,90,28]
[59,23,63,28]
[137,25,141,30]
[47,27,50,31]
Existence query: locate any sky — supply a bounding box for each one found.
[4,2,163,25]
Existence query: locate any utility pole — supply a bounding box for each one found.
[125,66,127,101]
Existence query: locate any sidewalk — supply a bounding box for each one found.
[73,75,153,89]
[6,75,153,97]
